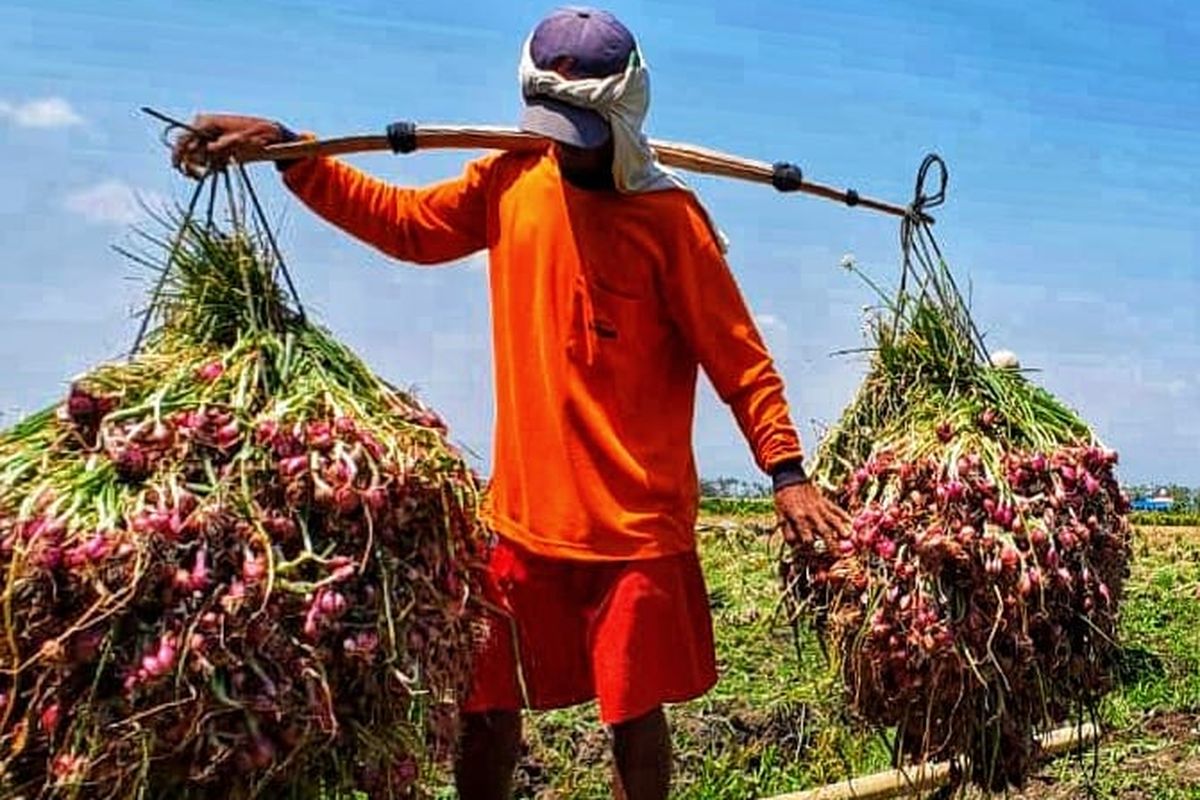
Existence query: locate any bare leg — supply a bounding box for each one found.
[611,707,671,800]
[454,710,522,800]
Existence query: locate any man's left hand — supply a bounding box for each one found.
[774,481,851,549]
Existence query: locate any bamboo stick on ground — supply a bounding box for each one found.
[759,723,1099,800]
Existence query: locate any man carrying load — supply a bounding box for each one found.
[172,7,849,799]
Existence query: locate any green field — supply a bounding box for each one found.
[697,497,1200,529]
[428,519,1200,799]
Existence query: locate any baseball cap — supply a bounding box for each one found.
[520,7,636,148]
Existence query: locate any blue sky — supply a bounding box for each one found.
[1,0,1196,485]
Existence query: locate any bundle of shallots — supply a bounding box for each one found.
[0,204,486,798]
[787,251,1132,790]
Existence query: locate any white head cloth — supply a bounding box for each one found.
[518,37,729,251]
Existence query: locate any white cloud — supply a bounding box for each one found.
[0,97,83,128]
[63,180,164,226]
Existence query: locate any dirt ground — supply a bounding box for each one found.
[1005,711,1200,799]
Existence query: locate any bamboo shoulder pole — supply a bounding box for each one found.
[759,723,1099,800]
[244,124,922,222]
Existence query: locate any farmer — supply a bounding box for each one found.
[172,7,849,799]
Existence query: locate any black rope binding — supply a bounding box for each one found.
[235,160,307,323]
[129,174,210,357]
[386,121,418,154]
[223,167,241,231]
[204,173,219,230]
[771,162,804,192]
[911,153,947,216]
[131,107,310,356]
[897,153,989,361]
[771,159,866,212]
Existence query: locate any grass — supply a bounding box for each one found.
[1128,511,1200,528]
[699,498,1200,529]
[422,520,1200,799]
[697,496,775,517]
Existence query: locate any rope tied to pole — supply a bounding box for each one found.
[129,108,308,357]
[896,153,989,362]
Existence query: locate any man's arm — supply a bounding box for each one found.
[662,211,803,476]
[171,114,489,265]
[663,205,850,544]
[278,138,491,265]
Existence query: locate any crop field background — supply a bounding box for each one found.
[428,517,1200,799]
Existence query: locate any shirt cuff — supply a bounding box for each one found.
[770,457,808,491]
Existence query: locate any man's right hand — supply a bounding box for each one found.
[171,114,289,179]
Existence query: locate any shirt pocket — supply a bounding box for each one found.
[582,231,658,301]
[566,274,660,366]
[566,277,686,509]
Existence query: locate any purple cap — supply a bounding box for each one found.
[520,7,636,148]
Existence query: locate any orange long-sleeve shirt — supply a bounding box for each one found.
[282,146,804,560]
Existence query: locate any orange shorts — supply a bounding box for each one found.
[461,536,718,725]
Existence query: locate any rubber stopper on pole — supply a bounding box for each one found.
[386,121,418,154]
[771,162,804,192]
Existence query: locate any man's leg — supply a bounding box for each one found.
[590,551,717,800]
[610,706,671,800]
[454,710,522,800]
[457,538,597,799]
